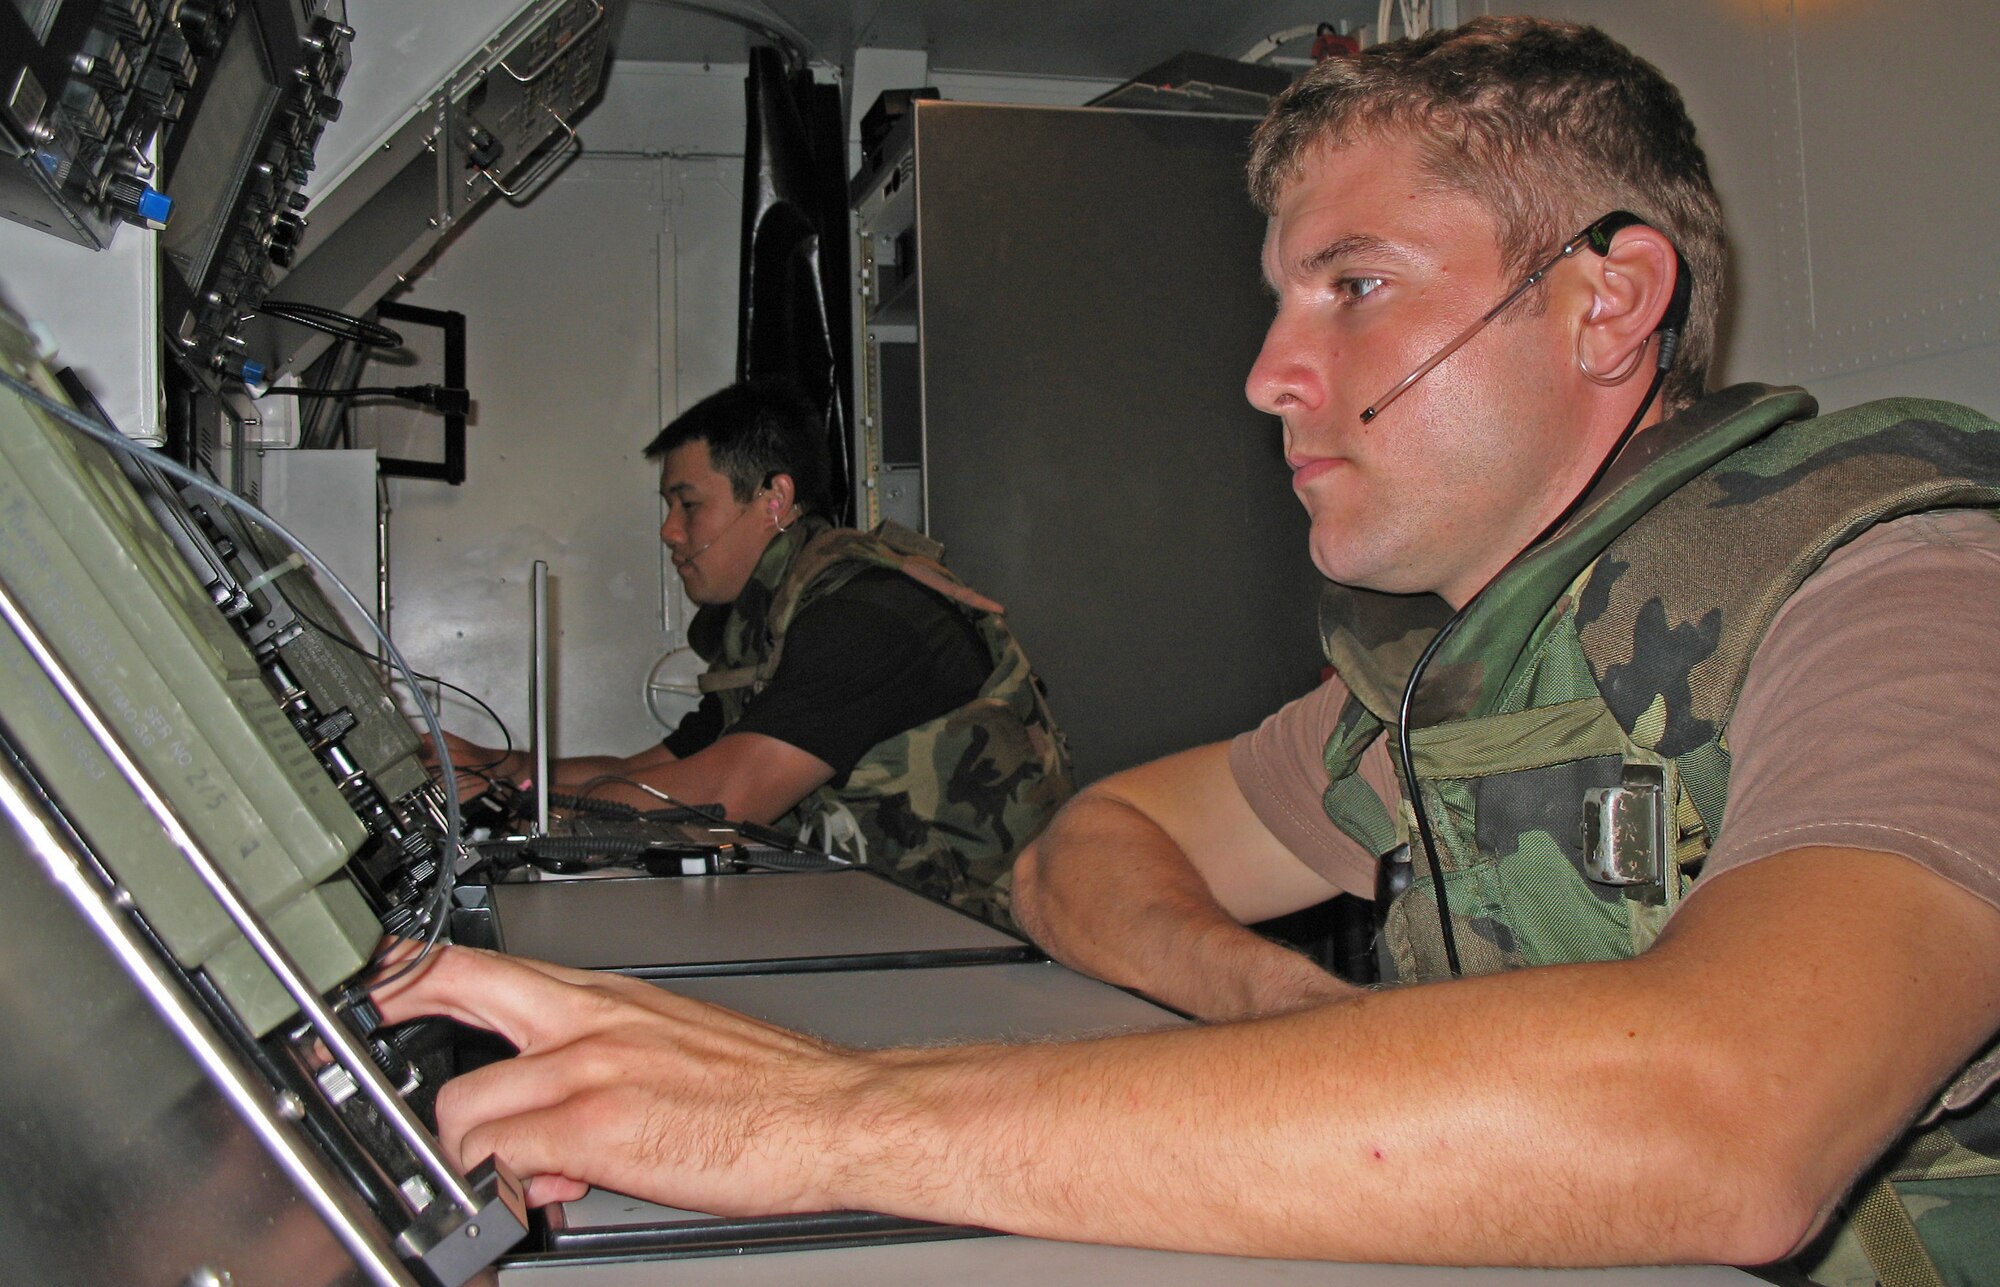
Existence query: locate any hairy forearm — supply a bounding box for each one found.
[828,847,2000,1266]
[1015,794,1352,1021]
[535,756,736,817]
[431,740,671,799]
[828,964,1796,1267]
[440,729,822,825]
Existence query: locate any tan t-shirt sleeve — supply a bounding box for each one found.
[1227,673,1392,899]
[1688,509,2000,914]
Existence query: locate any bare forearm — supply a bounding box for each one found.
[829,966,1791,1266]
[549,752,664,794]
[429,737,670,793]
[566,733,830,824]
[403,943,1766,1263]
[446,730,825,824]
[1015,794,1351,1021]
[452,749,681,811]
[832,848,2000,1266]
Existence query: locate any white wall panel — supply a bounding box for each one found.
[590,61,751,156]
[356,57,751,760]
[375,155,680,758]
[0,220,163,443]
[365,51,1304,759]
[657,155,745,656]
[1473,0,1999,416]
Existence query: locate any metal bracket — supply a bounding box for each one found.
[473,110,578,203]
[499,0,606,83]
[498,0,604,83]
[3,67,51,151]
[393,1157,529,1287]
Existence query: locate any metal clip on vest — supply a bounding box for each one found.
[1581,761,1668,902]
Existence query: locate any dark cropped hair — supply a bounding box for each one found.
[644,380,832,516]
[1249,17,1726,411]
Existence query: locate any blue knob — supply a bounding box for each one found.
[111,176,175,230]
[137,187,174,228]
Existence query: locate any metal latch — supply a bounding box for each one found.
[1582,761,1666,891]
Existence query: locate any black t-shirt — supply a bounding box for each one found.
[663,567,991,784]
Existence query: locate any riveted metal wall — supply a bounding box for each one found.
[1493,0,2000,415]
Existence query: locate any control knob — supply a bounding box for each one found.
[107,175,173,230]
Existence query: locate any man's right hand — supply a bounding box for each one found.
[370,944,868,1213]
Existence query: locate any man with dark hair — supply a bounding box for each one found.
[442,379,1072,923]
[387,19,2000,1279]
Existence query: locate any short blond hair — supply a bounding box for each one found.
[1249,17,1726,410]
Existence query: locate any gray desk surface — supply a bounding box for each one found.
[500,1238,1761,1285]
[487,869,1027,974]
[664,959,1185,1047]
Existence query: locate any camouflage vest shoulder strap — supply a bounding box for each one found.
[765,520,1004,682]
[702,519,1074,927]
[1317,386,2000,1285]
[693,516,826,714]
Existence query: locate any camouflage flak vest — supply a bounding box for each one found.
[696,517,1073,928]
[1317,386,2000,1286]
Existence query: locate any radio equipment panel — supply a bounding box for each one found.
[1,1,354,391]
[157,0,354,388]
[1,291,525,1287]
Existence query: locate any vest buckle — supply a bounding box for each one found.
[1582,761,1667,897]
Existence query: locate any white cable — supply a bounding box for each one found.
[1375,0,1433,43]
[803,800,866,867]
[629,0,817,64]
[1239,23,1321,64]
[1401,0,1433,40]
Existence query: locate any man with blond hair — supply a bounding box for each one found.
[384,19,2000,1280]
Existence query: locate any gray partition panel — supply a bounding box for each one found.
[488,870,1030,974]
[910,103,1328,784]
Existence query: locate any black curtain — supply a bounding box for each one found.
[739,46,854,524]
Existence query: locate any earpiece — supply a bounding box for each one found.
[1585,210,1690,370]
[1656,246,1692,371]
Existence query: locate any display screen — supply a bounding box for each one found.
[163,7,278,288]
